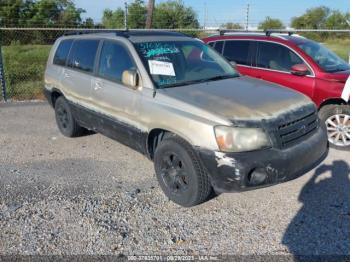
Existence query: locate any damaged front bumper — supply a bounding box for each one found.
[197,125,328,193]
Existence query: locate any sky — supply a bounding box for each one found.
[74,0,350,27]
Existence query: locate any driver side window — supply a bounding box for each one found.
[98,41,135,83]
[257,42,310,74]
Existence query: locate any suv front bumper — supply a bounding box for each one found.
[197,125,328,193]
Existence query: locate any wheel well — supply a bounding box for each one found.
[319,98,347,110]
[51,91,62,107]
[147,129,168,159]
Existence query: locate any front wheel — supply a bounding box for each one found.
[154,135,212,207]
[319,104,350,151]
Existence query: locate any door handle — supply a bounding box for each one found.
[94,81,103,91]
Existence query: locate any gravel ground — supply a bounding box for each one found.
[0,102,349,256]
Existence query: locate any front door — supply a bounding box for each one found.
[91,40,144,152]
[250,41,316,99]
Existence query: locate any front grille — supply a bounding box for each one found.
[276,111,319,148]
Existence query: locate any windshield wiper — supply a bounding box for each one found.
[202,74,238,82]
[159,74,238,89]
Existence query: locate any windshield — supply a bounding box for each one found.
[134,40,239,88]
[297,40,350,73]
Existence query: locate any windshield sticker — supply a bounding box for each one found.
[137,42,180,58]
[342,76,350,102]
[148,60,176,76]
[159,78,177,86]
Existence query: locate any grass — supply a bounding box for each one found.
[2,44,51,100]
[1,40,349,100]
[324,39,350,62]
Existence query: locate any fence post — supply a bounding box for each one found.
[0,43,7,102]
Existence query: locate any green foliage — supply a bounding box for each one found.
[102,0,199,29]
[153,1,199,29]
[102,8,125,28]
[292,6,330,29]
[128,0,147,29]
[324,39,350,62]
[0,0,90,28]
[258,16,285,30]
[221,22,243,30]
[2,44,51,99]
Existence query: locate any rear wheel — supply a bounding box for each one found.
[319,104,350,150]
[55,96,85,137]
[154,135,212,207]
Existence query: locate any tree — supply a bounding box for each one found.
[291,6,330,29]
[221,22,243,30]
[0,0,86,27]
[325,10,349,29]
[258,16,285,30]
[153,0,199,29]
[82,17,95,28]
[127,0,147,28]
[102,8,125,28]
[102,0,146,29]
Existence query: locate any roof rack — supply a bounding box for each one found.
[63,29,130,37]
[217,29,296,37]
[219,29,263,36]
[265,30,295,36]
[63,29,187,38]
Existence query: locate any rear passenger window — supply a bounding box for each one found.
[67,40,99,73]
[257,42,307,73]
[223,40,251,65]
[53,40,73,66]
[208,42,215,47]
[98,41,135,83]
[213,41,224,54]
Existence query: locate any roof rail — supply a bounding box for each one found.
[63,29,129,37]
[219,29,263,36]
[265,30,295,36]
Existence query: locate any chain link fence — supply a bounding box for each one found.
[0,28,349,101]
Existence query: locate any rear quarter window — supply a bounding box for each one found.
[67,39,100,73]
[213,41,224,54]
[223,40,251,65]
[53,39,73,66]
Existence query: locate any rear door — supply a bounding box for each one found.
[222,40,255,76]
[61,39,100,107]
[250,41,316,98]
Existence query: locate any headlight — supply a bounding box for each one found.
[214,126,271,152]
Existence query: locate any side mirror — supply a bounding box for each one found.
[229,61,238,69]
[291,64,309,76]
[122,69,139,89]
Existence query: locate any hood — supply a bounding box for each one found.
[323,69,350,83]
[161,76,314,120]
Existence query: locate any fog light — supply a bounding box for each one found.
[248,168,267,186]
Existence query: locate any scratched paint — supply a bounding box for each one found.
[215,152,236,168]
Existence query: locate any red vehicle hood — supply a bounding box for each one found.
[323,70,350,83]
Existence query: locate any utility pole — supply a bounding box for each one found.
[245,4,250,31]
[124,2,128,30]
[203,2,207,29]
[146,0,155,29]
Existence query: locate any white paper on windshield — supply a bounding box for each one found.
[148,60,176,76]
[342,75,350,102]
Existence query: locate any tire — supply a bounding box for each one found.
[319,104,350,151]
[54,96,85,137]
[154,134,212,207]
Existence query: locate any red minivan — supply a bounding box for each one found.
[203,32,350,150]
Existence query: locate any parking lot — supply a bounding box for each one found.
[1,102,349,256]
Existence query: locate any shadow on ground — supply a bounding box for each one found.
[282,160,350,255]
